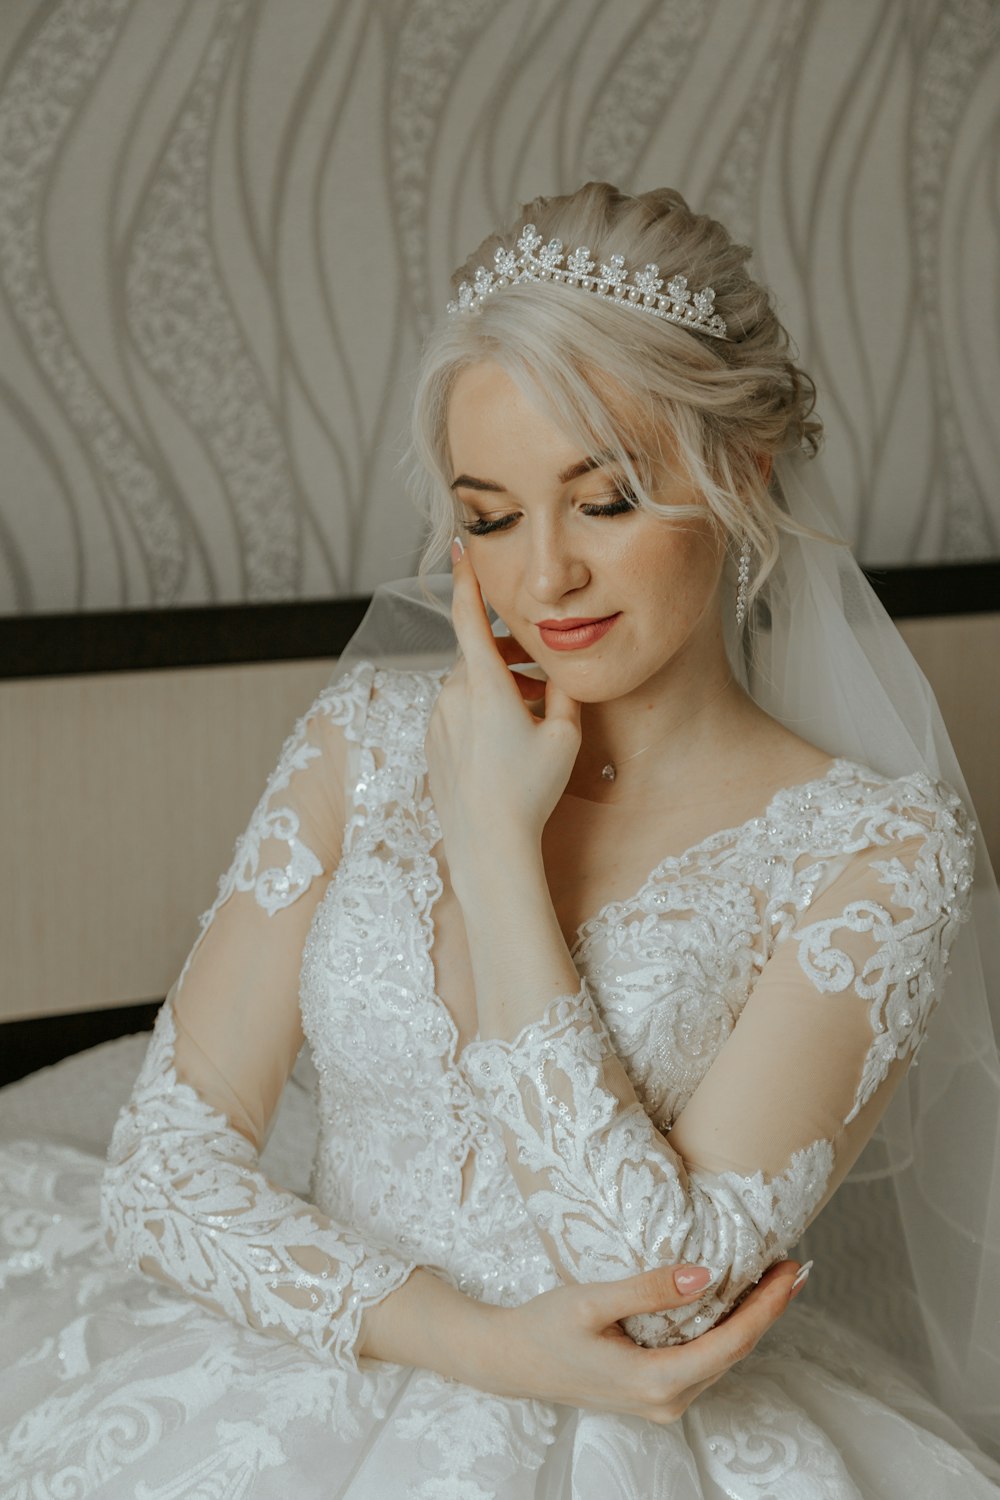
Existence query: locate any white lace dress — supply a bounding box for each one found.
[2,661,998,1498]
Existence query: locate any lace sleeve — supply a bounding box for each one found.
[460,777,974,1348]
[100,661,414,1371]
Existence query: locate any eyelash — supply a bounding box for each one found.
[460,489,638,537]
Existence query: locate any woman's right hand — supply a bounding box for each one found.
[473,1261,806,1424]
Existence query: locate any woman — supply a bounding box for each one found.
[3,183,999,1496]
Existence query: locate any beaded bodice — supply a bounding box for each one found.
[298,668,554,1308]
[103,660,973,1370]
[295,664,972,1332]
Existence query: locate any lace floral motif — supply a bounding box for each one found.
[570,873,762,1128]
[454,759,971,1348]
[102,660,415,1373]
[3,1136,403,1494]
[8,664,992,1496]
[299,668,559,1312]
[0,1140,107,1291]
[390,1370,557,1500]
[102,661,975,1383]
[101,1001,414,1372]
[791,775,974,1119]
[570,761,973,1131]
[685,1360,852,1495]
[461,985,834,1346]
[176,661,375,992]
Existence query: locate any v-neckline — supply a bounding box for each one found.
[416,753,852,1054]
[565,756,848,958]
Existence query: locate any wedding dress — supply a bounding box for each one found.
[2,654,998,1498]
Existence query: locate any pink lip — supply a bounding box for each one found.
[536,613,621,651]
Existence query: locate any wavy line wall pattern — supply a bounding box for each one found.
[0,0,997,614]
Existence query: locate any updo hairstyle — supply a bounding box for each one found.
[409,182,823,620]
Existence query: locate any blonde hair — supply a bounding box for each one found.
[408,182,824,617]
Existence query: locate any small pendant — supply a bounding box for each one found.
[601,762,617,782]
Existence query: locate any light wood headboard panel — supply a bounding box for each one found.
[3,614,997,1026]
[2,659,337,1024]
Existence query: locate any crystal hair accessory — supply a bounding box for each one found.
[447,224,729,341]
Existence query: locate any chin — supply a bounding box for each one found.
[539,657,655,705]
[500,619,658,701]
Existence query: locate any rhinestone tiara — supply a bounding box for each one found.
[446,223,729,340]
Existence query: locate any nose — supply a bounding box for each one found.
[523,514,590,605]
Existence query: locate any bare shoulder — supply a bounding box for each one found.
[720,700,835,797]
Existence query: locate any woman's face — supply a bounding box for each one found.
[445,359,727,704]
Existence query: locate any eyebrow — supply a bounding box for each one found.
[449,450,621,494]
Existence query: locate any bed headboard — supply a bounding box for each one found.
[1,656,338,1028]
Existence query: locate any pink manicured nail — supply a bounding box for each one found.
[789,1260,813,1298]
[451,535,464,564]
[674,1265,712,1294]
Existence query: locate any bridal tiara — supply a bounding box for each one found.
[446,223,729,341]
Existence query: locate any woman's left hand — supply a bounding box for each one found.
[425,542,581,883]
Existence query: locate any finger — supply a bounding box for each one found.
[716,1260,801,1324]
[584,1265,719,1327]
[490,634,550,705]
[491,633,542,675]
[450,540,512,679]
[511,671,549,706]
[663,1262,799,1383]
[543,673,582,734]
[492,633,536,668]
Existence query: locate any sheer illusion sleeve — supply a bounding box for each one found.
[460,775,975,1347]
[100,661,414,1372]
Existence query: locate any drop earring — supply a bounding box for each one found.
[735,537,751,631]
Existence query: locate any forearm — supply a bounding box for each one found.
[357,1266,501,1386]
[103,1001,416,1373]
[454,849,830,1343]
[460,986,832,1345]
[449,829,830,1352]
[457,835,580,1041]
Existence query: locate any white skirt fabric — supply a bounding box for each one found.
[2,1041,998,1500]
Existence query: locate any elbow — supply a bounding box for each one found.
[621,1258,768,1350]
[618,1192,807,1347]
[627,1139,834,1345]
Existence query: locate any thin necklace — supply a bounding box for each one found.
[598,677,735,782]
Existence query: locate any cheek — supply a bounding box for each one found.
[464,544,518,621]
[621,524,719,608]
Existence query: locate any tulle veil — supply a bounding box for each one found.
[332,450,1000,1459]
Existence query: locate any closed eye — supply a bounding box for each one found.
[460,511,518,537]
[581,489,638,518]
[460,487,638,537]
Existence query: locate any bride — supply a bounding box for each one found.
[3,182,999,1497]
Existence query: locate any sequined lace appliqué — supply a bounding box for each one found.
[301,669,973,1355]
[11,662,983,1499]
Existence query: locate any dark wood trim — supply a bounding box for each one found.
[0,1002,161,1089]
[0,596,370,679]
[0,561,997,680]
[860,560,999,620]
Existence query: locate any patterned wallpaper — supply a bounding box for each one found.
[0,0,997,615]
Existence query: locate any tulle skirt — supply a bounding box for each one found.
[3,1135,998,1500]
